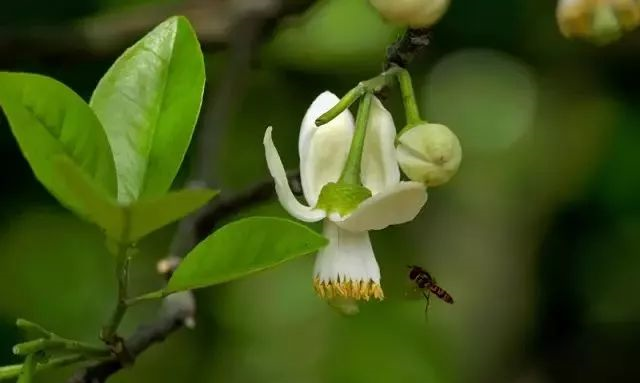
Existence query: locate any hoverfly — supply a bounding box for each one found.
[407,265,454,315]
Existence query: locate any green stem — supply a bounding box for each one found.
[101,209,132,345]
[13,338,109,357]
[16,354,35,383]
[396,67,423,126]
[125,289,166,306]
[15,319,53,339]
[101,242,130,344]
[315,66,402,127]
[315,85,365,126]
[339,92,373,185]
[0,364,22,380]
[0,354,92,381]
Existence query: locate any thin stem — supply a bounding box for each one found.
[101,208,132,345]
[13,338,109,357]
[314,85,365,126]
[15,319,53,339]
[101,243,130,344]
[0,364,22,380]
[395,66,423,125]
[16,354,35,383]
[1,355,92,381]
[125,289,166,306]
[315,66,402,127]
[339,92,373,185]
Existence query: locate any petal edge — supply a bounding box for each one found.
[264,127,326,222]
[333,181,427,232]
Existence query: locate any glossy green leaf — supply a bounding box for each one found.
[55,157,217,242]
[0,72,117,214]
[53,157,122,239]
[166,217,328,293]
[90,16,206,204]
[128,188,218,241]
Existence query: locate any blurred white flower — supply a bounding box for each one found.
[263,92,427,301]
[368,0,450,28]
[557,0,640,43]
[396,122,462,187]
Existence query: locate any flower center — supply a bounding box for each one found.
[315,182,371,217]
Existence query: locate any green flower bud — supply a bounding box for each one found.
[556,0,640,44]
[396,123,462,187]
[368,0,450,28]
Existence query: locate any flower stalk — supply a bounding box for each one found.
[339,92,373,186]
[396,67,423,126]
[315,66,402,127]
[315,65,424,130]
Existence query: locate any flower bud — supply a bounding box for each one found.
[556,0,640,44]
[368,0,450,28]
[396,123,461,187]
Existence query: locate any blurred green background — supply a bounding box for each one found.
[1,0,639,382]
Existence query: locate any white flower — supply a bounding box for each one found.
[368,0,450,28]
[263,91,427,301]
[396,122,462,186]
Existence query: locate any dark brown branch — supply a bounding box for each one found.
[68,296,190,383]
[384,28,432,70]
[195,170,302,239]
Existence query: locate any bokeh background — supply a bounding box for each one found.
[1,0,639,382]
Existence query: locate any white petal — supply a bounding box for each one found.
[299,91,355,206]
[314,221,380,284]
[263,127,326,222]
[334,181,427,232]
[361,97,400,194]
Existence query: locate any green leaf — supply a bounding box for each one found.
[0,72,117,214]
[53,156,122,239]
[128,188,218,241]
[55,157,217,242]
[90,16,206,204]
[166,217,328,293]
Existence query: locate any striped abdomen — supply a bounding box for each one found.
[428,284,454,304]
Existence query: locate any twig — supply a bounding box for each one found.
[195,170,302,239]
[384,28,432,70]
[67,298,189,383]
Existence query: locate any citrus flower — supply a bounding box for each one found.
[263,92,427,302]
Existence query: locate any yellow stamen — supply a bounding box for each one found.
[313,277,384,301]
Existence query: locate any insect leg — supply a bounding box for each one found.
[423,291,431,322]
